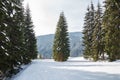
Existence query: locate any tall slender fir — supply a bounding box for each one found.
[53,12,70,62]
[92,2,104,61]
[82,6,91,59]
[24,5,38,64]
[83,2,95,60]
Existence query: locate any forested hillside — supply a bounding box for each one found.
[37,32,83,58]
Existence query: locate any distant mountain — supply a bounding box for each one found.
[36,32,84,59]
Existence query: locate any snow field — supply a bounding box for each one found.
[11,57,120,80]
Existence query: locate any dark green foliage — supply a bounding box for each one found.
[83,2,105,61]
[102,0,120,61]
[89,2,95,59]
[0,0,26,78]
[53,12,70,62]
[6,0,25,66]
[83,1,120,62]
[0,0,37,79]
[24,5,37,64]
[0,0,10,76]
[82,6,91,59]
[83,2,95,60]
[4,1,26,77]
[92,2,104,61]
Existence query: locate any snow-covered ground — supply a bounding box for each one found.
[11,57,120,80]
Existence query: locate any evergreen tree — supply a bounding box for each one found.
[102,0,120,61]
[0,0,10,77]
[83,2,95,60]
[92,2,103,61]
[53,12,70,62]
[82,6,91,59]
[89,2,95,59]
[24,5,37,64]
[0,0,38,78]
[4,0,26,76]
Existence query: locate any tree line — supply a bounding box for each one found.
[53,0,120,62]
[0,0,37,79]
[83,0,120,61]
[0,0,119,79]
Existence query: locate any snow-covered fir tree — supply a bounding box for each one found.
[0,0,38,79]
[2,0,26,77]
[0,0,10,78]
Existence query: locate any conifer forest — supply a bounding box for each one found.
[0,0,120,80]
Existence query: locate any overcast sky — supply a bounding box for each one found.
[23,0,104,36]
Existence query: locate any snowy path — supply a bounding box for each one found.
[12,57,120,80]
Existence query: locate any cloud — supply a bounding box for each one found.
[24,0,104,36]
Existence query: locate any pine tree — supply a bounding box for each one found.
[92,2,103,61]
[82,6,91,59]
[102,0,120,61]
[53,12,70,62]
[89,2,95,59]
[0,0,37,78]
[24,5,37,64]
[0,0,10,77]
[83,2,95,60]
[4,0,26,75]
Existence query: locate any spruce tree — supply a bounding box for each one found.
[24,5,37,64]
[102,0,120,61]
[4,0,26,75]
[89,2,95,59]
[82,6,91,59]
[0,0,10,77]
[92,2,103,61]
[53,12,70,62]
[0,0,38,78]
[83,2,95,60]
